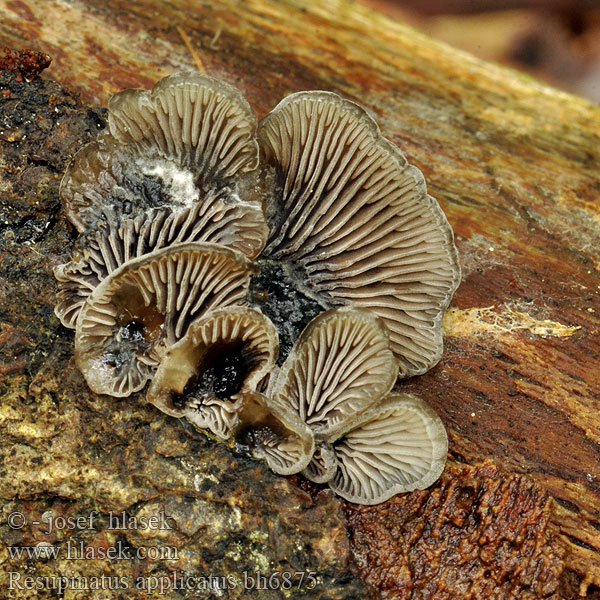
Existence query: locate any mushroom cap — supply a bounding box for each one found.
[258,91,461,378]
[75,242,252,397]
[269,307,397,440]
[108,71,259,182]
[327,393,448,505]
[55,198,268,329]
[302,442,338,484]
[147,306,278,437]
[236,392,315,475]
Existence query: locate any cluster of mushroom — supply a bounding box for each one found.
[54,72,460,505]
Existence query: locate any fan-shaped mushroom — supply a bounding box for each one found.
[268,307,397,440]
[258,91,460,378]
[327,393,448,505]
[108,71,259,183]
[75,242,252,397]
[61,72,262,232]
[147,306,278,438]
[236,392,315,475]
[268,307,448,499]
[55,198,267,329]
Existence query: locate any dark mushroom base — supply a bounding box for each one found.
[99,286,165,373]
[171,341,249,411]
[249,258,325,363]
[102,319,150,371]
[62,135,198,232]
[107,166,173,220]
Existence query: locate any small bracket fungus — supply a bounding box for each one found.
[61,72,264,234]
[268,307,397,440]
[267,307,447,503]
[75,242,252,397]
[236,392,315,475]
[108,71,259,181]
[55,72,461,505]
[327,394,448,505]
[55,199,267,329]
[258,91,461,377]
[147,306,278,439]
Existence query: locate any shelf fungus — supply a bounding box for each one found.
[61,72,263,232]
[55,200,266,329]
[268,308,397,439]
[147,306,278,439]
[55,71,460,505]
[268,307,447,503]
[326,394,448,505]
[258,91,461,377]
[56,71,268,329]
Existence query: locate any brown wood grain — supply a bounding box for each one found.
[1,0,599,594]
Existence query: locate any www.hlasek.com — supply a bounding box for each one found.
[8,571,319,594]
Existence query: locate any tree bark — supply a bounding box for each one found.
[0,0,598,597]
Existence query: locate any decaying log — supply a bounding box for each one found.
[0,0,598,598]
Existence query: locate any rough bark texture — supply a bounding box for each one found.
[343,461,566,600]
[0,0,599,599]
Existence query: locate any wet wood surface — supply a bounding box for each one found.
[1,0,599,596]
